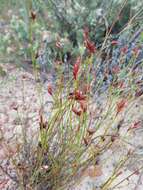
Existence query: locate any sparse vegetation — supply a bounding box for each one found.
[0,0,143,190]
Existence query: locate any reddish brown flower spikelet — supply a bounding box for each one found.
[73,57,81,80]
[121,46,128,54]
[84,39,96,54]
[79,100,87,112]
[127,121,141,131]
[132,47,140,57]
[112,65,120,74]
[31,11,36,20]
[74,90,86,101]
[83,137,89,146]
[83,28,96,54]
[68,90,86,101]
[116,99,127,115]
[47,84,52,96]
[72,107,82,116]
[111,40,119,46]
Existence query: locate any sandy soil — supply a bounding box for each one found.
[0,63,143,190]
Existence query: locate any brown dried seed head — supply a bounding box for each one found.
[83,137,89,146]
[31,11,36,20]
[87,128,96,136]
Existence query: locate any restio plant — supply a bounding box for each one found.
[0,0,143,190]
